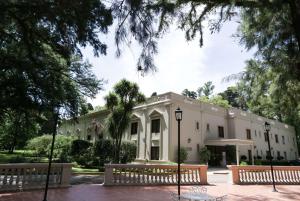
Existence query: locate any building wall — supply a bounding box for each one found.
[58,92,298,163]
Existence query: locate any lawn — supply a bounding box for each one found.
[0,150,48,164]
[72,166,102,174]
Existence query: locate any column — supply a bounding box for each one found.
[236,145,239,166]
[251,145,254,165]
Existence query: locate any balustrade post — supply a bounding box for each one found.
[229,165,240,184]
[199,165,208,185]
[104,164,114,186]
[60,164,72,187]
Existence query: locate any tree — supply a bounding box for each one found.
[0,110,40,153]
[199,95,230,108]
[197,81,215,97]
[105,79,145,163]
[182,89,197,99]
[219,86,247,109]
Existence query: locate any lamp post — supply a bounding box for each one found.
[265,122,277,192]
[175,107,182,197]
[43,112,59,201]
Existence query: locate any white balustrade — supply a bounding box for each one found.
[229,165,300,184]
[0,163,72,192]
[104,164,207,186]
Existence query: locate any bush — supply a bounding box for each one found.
[120,141,137,164]
[240,161,248,166]
[8,156,27,163]
[74,147,96,168]
[26,135,52,156]
[198,147,211,164]
[176,147,188,164]
[277,156,284,161]
[94,139,114,166]
[254,159,262,165]
[240,155,247,161]
[71,139,92,156]
[26,134,73,162]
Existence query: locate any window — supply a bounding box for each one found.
[87,135,91,141]
[282,136,285,144]
[259,131,261,138]
[150,146,159,160]
[284,152,287,160]
[218,126,224,138]
[196,122,199,130]
[151,119,160,133]
[206,123,210,131]
[255,130,257,137]
[131,122,138,135]
[246,129,251,139]
[264,132,268,142]
[197,144,200,152]
[275,134,279,143]
[277,151,280,158]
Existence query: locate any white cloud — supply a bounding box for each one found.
[83,21,255,106]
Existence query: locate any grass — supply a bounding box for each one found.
[72,166,102,174]
[0,150,48,164]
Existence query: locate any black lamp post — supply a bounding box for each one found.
[265,122,277,192]
[43,112,59,201]
[175,107,182,197]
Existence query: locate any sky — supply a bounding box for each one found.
[82,20,255,107]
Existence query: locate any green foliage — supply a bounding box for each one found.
[71,139,92,156]
[27,134,73,162]
[198,147,211,164]
[176,147,188,164]
[240,155,247,161]
[0,111,40,152]
[105,79,145,163]
[197,81,215,97]
[240,161,248,166]
[120,141,137,164]
[27,135,53,156]
[182,89,197,99]
[199,95,230,108]
[94,139,114,166]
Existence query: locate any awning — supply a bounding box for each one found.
[204,138,254,146]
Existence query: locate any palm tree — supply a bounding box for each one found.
[105,79,145,163]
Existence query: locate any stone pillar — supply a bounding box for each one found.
[236,145,239,166]
[60,163,72,187]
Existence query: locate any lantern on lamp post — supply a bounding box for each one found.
[175,107,182,196]
[265,122,277,192]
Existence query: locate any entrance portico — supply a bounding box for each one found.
[205,139,255,166]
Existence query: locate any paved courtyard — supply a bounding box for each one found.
[1,183,300,201]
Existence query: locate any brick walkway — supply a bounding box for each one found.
[1,184,300,201]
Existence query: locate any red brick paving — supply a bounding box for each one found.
[1,184,300,201]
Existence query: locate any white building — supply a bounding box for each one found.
[59,92,298,165]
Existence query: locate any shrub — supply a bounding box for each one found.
[176,147,188,164]
[74,147,96,168]
[71,139,92,156]
[8,156,27,163]
[240,161,248,166]
[26,135,52,156]
[26,134,73,162]
[120,141,137,164]
[254,160,262,165]
[240,155,247,161]
[94,139,114,166]
[277,156,284,161]
[198,147,211,164]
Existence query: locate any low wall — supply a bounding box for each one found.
[104,164,207,186]
[228,165,300,185]
[0,163,72,192]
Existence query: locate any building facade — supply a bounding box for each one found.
[59,92,298,165]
